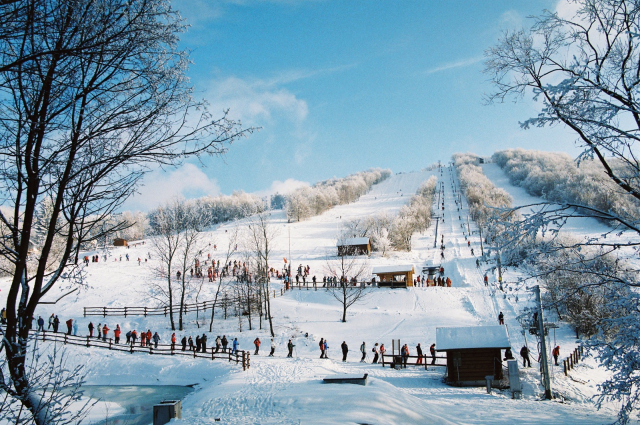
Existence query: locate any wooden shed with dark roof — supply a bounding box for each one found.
[436,325,511,386]
[372,265,415,288]
[337,237,371,256]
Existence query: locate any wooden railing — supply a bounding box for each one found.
[31,330,250,370]
[83,287,287,318]
[381,353,447,369]
[563,346,584,376]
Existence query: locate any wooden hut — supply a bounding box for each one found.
[337,237,371,256]
[113,238,128,247]
[436,325,510,386]
[372,265,414,288]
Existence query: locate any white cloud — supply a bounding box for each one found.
[254,178,310,196]
[424,56,484,76]
[206,76,308,125]
[499,10,523,29]
[123,163,221,211]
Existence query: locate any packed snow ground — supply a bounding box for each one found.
[1,167,620,424]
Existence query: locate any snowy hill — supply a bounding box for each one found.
[2,167,619,424]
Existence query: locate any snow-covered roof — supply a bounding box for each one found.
[337,237,370,247]
[436,326,511,351]
[372,265,414,274]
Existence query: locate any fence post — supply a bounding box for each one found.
[124,307,127,318]
[382,354,385,368]
[109,338,112,350]
[144,307,147,317]
[64,334,67,344]
[563,359,567,376]
[83,307,87,318]
[103,307,106,318]
[242,351,246,371]
[87,336,90,348]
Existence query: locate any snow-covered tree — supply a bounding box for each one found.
[486,1,640,421]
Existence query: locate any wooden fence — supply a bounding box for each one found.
[381,353,447,369]
[84,287,287,318]
[32,330,250,370]
[563,346,584,376]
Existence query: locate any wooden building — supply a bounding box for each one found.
[113,238,128,247]
[337,237,371,256]
[372,265,415,288]
[436,325,510,386]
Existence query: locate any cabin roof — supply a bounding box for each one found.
[436,326,510,351]
[372,265,414,274]
[337,237,370,247]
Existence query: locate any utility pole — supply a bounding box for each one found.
[478,225,484,257]
[534,285,553,400]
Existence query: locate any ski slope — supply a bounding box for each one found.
[0,168,618,424]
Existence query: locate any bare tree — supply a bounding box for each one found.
[0,338,95,424]
[246,210,278,337]
[324,253,369,323]
[0,1,252,421]
[209,224,238,332]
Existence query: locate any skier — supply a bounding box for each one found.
[484,274,488,286]
[102,324,109,341]
[146,330,152,347]
[48,313,55,330]
[360,341,367,362]
[140,329,146,346]
[37,316,44,332]
[188,336,194,351]
[131,330,138,345]
[201,334,207,352]
[254,337,261,355]
[126,330,132,344]
[504,347,514,361]
[171,333,176,350]
[114,325,121,344]
[323,339,329,358]
[498,311,504,325]
[401,344,409,368]
[552,346,560,366]
[152,332,160,348]
[341,341,349,362]
[232,338,239,355]
[430,343,436,365]
[380,343,386,362]
[53,315,60,333]
[287,339,295,358]
[222,335,228,352]
[269,338,276,356]
[372,343,380,363]
[520,345,531,367]
[215,336,221,353]
[416,343,423,365]
[66,318,73,335]
[181,336,187,351]
[319,338,325,358]
[195,335,201,352]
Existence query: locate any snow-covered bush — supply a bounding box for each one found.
[285,168,391,222]
[493,149,640,223]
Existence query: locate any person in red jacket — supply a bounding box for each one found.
[140,330,146,346]
[102,324,109,342]
[146,330,152,347]
[114,325,121,344]
[171,333,176,350]
[552,346,560,366]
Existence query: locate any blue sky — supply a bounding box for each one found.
[124,0,580,211]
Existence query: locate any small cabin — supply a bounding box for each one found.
[372,265,415,288]
[337,237,371,256]
[436,325,510,386]
[113,238,128,247]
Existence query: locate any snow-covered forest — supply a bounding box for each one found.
[493,149,640,223]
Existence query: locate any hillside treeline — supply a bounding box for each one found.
[285,168,392,222]
[493,149,640,222]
